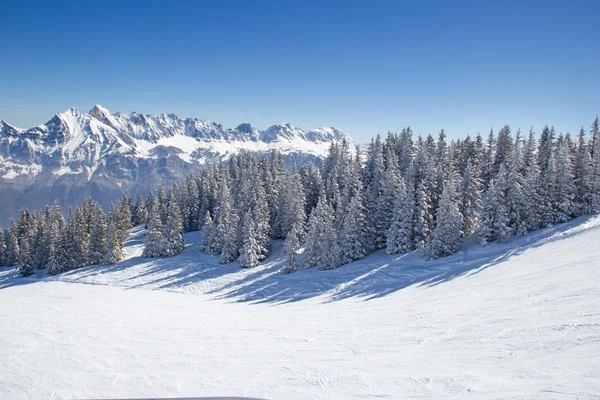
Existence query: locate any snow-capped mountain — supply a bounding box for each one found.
[0,105,353,225]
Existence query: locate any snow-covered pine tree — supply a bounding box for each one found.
[458,158,481,237]
[87,206,107,265]
[539,149,557,227]
[590,116,600,213]
[363,135,385,250]
[395,126,414,175]
[302,195,335,268]
[490,164,512,243]
[82,197,94,234]
[145,190,157,222]
[19,234,34,277]
[274,170,307,239]
[4,220,20,266]
[238,211,260,268]
[133,191,148,226]
[386,175,414,254]
[299,163,323,218]
[213,177,238,263]
[42,204,64,272]
[281,219,303,273]
[201,211,217,254]
[117,194,132,245]
[30,213,46,269]
[158,186,168,226]
[553,134,575,223]
[219,215,239,264]
[505,131,528,236]
[574,127,592,215]
[407,144,430,249]
[374,146,401,248]
[266,149,284,237]
[184,174,200,232]
[338,192,369,264]
[48,222,70,275]
[164,196,184,257]
[143,205,167,258]
[424,176,463,259]
[104,218,123,264]
[69,207,89,268]
[493,125,513,177]
[481,129,496,188]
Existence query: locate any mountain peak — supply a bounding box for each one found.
[89,104,111,119]
[0,120,22,136]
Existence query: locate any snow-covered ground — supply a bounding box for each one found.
[0,217,599,399]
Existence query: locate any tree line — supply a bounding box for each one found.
[1,117,599,276]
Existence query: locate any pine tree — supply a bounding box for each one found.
[424,177,463,259]
[133,191,148,226]
[30,214,46,269]
[386,176,414,254]
[201,211,217,254]
[521,162,543,232]
[482,129,495,188]
[374,147,400,248]
[574,127,592,215]
[274,171,306,239]
[338,193,369,264]
[87,207,107,265]
[19,235,34,277]
[158,186,168,226]
[145,190,157,224]
[5,221,20,266]
[505,132,527,236]
[71,207,88,268]
[590,116,600,213]
[238,211,260,268]
[458,158,481,237]
[184,175,201,232]
[489,164,512,243]
[43,204,64,272]
[104,219,123,264]
[363,135,385,250]
[164,197,184,256]
[117,194,132,244]
[214,178,238,263]
[48,224,70,275]
[281,220,302,273]
[302,196,336,269]
[552,135,575,223]
[143,206,167,258]
[479,173,513,246]
[493,125,513,177]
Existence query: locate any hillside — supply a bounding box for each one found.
[0,216,599,399]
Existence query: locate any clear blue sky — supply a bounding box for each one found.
[1,0,598,142]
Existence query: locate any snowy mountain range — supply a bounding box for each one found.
[0,105,353,225]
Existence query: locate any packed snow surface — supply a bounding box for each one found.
[0,217,599,399]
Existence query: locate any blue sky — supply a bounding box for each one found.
[0,0,598,142]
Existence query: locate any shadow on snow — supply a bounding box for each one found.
[0,216,597,304]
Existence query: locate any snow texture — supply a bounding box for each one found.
[0,216,599,399]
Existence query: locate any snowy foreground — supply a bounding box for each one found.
[1,217,599,399]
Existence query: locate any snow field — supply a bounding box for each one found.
[0,216,599,399]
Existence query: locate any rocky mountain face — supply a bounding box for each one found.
[0,105,353,226]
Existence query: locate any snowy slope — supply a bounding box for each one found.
[0,216,599,399]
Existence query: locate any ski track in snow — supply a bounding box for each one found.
[0,216,599,399]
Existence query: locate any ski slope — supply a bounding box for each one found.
[0,217,599,399]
